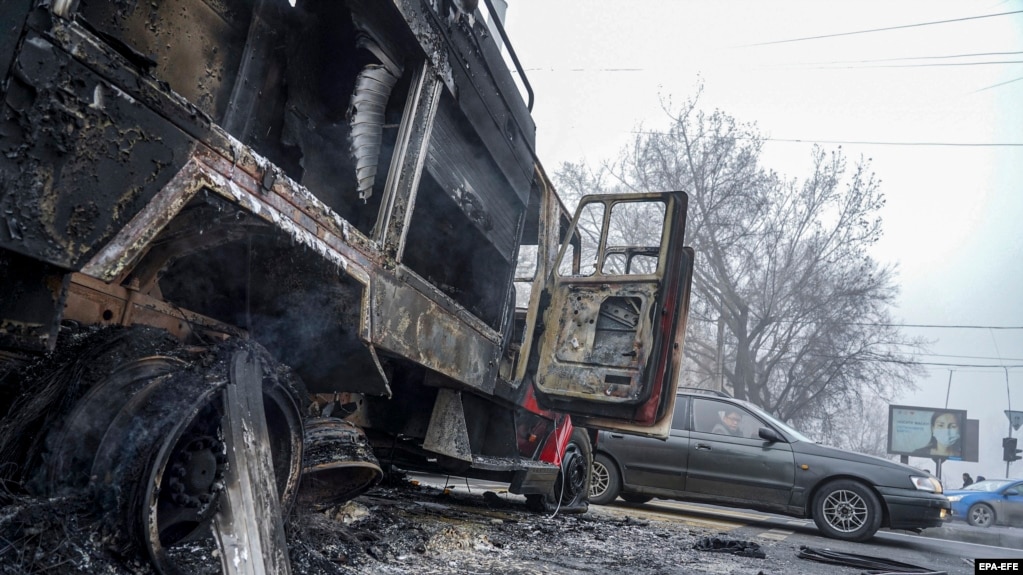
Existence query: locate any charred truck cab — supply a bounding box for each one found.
[0,0,693,572]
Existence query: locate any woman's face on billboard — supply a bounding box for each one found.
[932,413,960,447]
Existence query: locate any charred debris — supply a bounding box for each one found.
[0,0,693,573]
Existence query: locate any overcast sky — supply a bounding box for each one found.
[504,0,1023,480]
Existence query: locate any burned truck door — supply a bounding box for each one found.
[531,192,693,439]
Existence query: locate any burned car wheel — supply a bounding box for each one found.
[812,479,883,542]
[588,452,621,505]
[967,503,995,527]
[42,334,304,574]
[527,428,591,513]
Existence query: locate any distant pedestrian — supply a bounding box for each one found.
[962,473,973,488]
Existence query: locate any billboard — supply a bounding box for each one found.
[888,405,968,461]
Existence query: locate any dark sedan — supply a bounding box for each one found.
[588,390,950,542]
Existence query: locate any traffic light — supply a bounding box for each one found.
[1003,437,1022,462]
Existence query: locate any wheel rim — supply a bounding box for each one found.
[970,505,992,526]
[821,489,869,533]
[45,357,188,491]
[590,459,610,499]
[557,441,587,505]
[48,350,304,574]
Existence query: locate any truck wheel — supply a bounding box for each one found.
[44,336,304,574]
[526,427,591,513]
[588,452,621,505]
[811,479,883,542]
[967,503,995,527]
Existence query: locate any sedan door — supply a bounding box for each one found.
[994,481,1023,526]
[684,398,796,510]
[601,397,690,494]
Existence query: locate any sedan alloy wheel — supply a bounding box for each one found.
[812,479,883,541]
[967,503,995,527]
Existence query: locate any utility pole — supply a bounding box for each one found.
[716,316,725,393]
[1007,368,1016,477]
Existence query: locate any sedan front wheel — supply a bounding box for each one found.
[588,452,620,505]
[812,479,883,542]
[967,503,995,527]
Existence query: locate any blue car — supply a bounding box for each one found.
[945,478,1023,527]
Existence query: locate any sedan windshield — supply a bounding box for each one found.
[740,401,814,443]
[962,479,1013,492]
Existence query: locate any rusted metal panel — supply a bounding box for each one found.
[536,193,694,437]
[377,62,442,260]
[76,0,249,123]
[64,272,245,342]
[191,146,377,286]
[425,93,526,261]
[422,389,473,462]
[536,284,658,403]
[371,272,499,394]
[0,31,194,269]
[213,350,291,575]
[389,0,535,203]
[80,160,210,282]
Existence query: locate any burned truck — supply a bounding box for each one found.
[0,0,694,572]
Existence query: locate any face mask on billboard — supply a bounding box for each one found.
[933,428,960,446]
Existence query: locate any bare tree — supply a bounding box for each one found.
[553,94,925,437]
[818,391,893,458]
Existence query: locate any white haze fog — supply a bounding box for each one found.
[503,0,1023,482]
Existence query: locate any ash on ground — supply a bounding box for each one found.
[1,475,794,575]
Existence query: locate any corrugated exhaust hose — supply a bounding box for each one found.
[796,545,947,575]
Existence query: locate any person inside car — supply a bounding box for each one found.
[712,408,743,436]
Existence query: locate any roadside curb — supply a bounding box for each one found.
[908,525,1023,549]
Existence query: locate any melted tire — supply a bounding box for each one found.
[526,428,592,513]
[44,333,305,574]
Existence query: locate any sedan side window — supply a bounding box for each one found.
[670,397,689,431]
[692,398,763,439]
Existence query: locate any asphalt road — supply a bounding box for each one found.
[412,473,1023,575]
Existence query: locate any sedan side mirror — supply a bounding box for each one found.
[1004,488,1019,496]
[758,427,784,443]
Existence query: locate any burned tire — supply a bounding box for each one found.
[967,503,995,527]
[812,479,883,542]
[43,332,304,574]
[588,452,621,505]
[526,427,591,513]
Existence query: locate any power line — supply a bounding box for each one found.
[744,10,1023,46]
[976,75,1023,92]
[627,131,1023,148]
[914,361,1023,369]
[917,352,1023,362]
[763,137,1023,148]
[847,322,1023,330]
[806,50,1023,65]
[790,60,1023,70]
[690,316,1023,330]
[525,56,1023,73]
